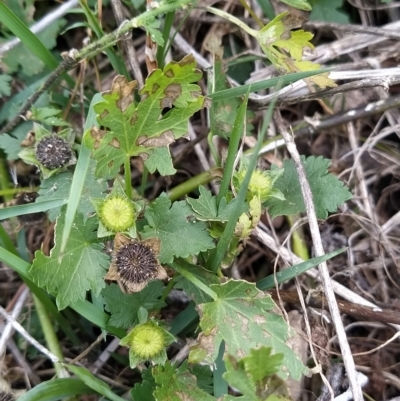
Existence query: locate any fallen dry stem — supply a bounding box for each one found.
[274,110,364,401]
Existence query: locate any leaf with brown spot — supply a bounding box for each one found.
[83,55,206,178]
[189,280,307,380]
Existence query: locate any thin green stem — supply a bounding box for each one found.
[160,277,176,303]
[124,159,132,199]
[204,7,257,37]
[168,169,218,201]
[34,295,68,378]
[0,158,13,203]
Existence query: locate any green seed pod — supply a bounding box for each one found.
[98,195,136,232]
[120,319,176,368]
[235,168,272,203]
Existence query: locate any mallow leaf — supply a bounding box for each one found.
[84,54,207,178]
[30,212,109,310]
[141,193,215,264]
[265,155,352,219]
[190,280,306,380]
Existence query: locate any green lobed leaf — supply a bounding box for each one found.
[144,146,177,175]
[192,280,306,380]
[84,54,206,178]
[131,368,157,401]
[0,74,12,97]
[309,0,350,23]
[0,121,32,160]
[1,18,66,76]
[242,347,284,384]
[223,355,258,401]
[223,350,289,401]
[152,362,216,401]
[141,193,215,263]
[30,212,109,310]
[102,282,166,329]
[254,12,335,89]
[265,156,353,219]
[38,163,107,222]
[187,186,246,223]
[30,106,69,126]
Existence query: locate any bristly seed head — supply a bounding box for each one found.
[35,135,73,170]
[115,241,159,284]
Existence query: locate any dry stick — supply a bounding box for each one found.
[0,286,30,355]
[0,305,59,363]
[255,225,400,331]
[294,94,400,138]
[303,20,400,40]
[278,76,400,107]
[110,0,144,88]
[274,111,364,401]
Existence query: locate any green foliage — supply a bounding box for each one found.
[208,42,254,138]
[0,0,356,397]
[38,164,107,222]
[30,212,109,310]
[190,280,307,380]
[174,262,220,304]
[30,106,69,127]
[187,186,245,222]
[84,54,207,178]
[0,121,32,159]
[141,193,215,264]
[223,348,290,401]
[252,12,335,88]
[152,362,216,401]
[0,74,12,97]
[265,156,353,219]
[277,0,312,11]
[131,368,157,401]
[102,282,166,329]
[1,19,66,76]
[309,0,350,23]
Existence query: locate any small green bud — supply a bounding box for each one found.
[120,320,175,368]
[98,195,135,232]
[235,168,272,203]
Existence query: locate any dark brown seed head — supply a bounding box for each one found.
[15,192,47,226]
[115,241,159,284]
[35,135,72,169]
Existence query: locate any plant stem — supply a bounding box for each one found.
[33,295,69,378]
[204,6,258,37]
[168,169,218,201]
[124,158,132,199]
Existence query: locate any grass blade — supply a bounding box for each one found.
[0,2,59,70]
[0,199,67,221]
[60,93,102,253]
[209,69,330,101]
[257,248,347,290]
[17,378,96,401]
